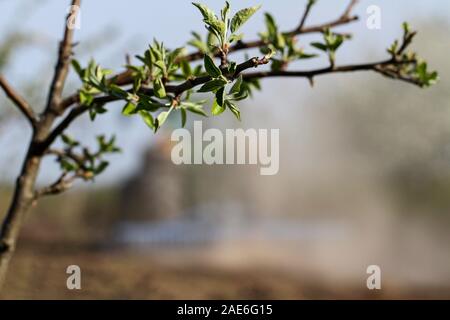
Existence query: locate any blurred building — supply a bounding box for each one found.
[119,136,184,221]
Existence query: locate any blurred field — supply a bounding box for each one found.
[2,238,449,300]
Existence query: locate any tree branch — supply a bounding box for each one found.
[59,0,360,110]
[341,0,359,20]
[243,59,422,86]
[295,0,317,34]
[0,75,37,128]
[41,56,270,150]
[34,172,78,198]
[43,56,418,154]
[45,0,81,114]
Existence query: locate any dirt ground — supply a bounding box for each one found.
[1,238,449,300]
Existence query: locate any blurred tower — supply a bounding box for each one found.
[119,134,183,221]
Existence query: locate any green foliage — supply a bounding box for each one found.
[385,23,439,87]
[415,61,439,88]
[68,2,437,136]
[193,2,261,49]
[230,5,261,33]
[259,13,316,71]
[57,134,120,179]
[204,54,222,78]
[311,28,345,65]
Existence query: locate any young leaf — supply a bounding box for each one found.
[181,102,208,117]
[198,78,228,93]
[95,161,109,175]
[264,13,277,38]
[71,59,84,78]
[157,111,170,128]
[61,134,79,147]
[211,99,226,116]
[229,75,243,95]
[216,87,225,106]
[192,2,225,41]
[181,60,192,77]
[221,1,231,21]
[311,42,328,52]
[139,111,155,131]
[229,33,244,43]
[204,54,222,77]
[180,108,187,127]
[79,90,93,106]
[122,102,137,116]
[226,100,241,121]
[154,78,166,98]
[60,159,78,172]
[230,5,261,33]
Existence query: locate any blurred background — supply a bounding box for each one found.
[0,0,449,299]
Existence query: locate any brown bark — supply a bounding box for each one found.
[0,0,80,290]
[0,148,41,288]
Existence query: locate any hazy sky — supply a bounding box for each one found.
[0,0,448,184]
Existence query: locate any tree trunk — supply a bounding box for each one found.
[0,147,41,289]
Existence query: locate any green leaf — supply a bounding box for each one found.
[227,61,237,74]
[229,33,244,43]
[60,159,78,172]
[156,111,170,128]
[387,40,399,55]
[264,13,278,38]
[204,54,222,78]
[229,75,243,95]
[108,84,129,99]
[61,134,79,147]
[139,111,155,131]
[330,35,344,51]
[198,78,228,93]
[211,99,226,116]
[221,1,231,22]
[192,3,225,41]
[181,60,192,77]
[230,5,261,33]
[136,98,165,112]
[416,62,439,88]
[297,51,318,59]
[181,102,208,117]
[95,161,109,175]
[192,3,216,22]
[79,90,93,106]
[403,21,411,35]
[215,87,225,107]
[154,78,166,98]
[226,100,241,121]
[71,59,84,78]
[122,102,137,116]
[181,108,187,127]
[311,42,328,52]
[154,60,166,73]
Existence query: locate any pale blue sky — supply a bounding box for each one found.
[0,0,448,184]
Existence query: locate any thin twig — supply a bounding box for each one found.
[45,0,81,114]
[0,75,37,127]
[34,172,78,198]
[297,0,316,33]
[341,0,359,19]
